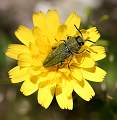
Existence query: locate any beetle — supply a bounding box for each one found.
[43,25,94,68]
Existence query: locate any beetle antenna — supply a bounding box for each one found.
[74,25,96,44]
[74,25,83,39]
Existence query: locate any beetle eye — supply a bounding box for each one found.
[79,42,84,46]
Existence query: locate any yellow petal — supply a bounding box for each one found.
[20,79,38,96]
[38,85,55,109]
[46,10,60,36]
[9,66,29,83]
[82,66,107,82]
[38,71,58,88]
[32,27,51,60]
[58,67,71,78]
[80,56,95,68]
[56,79,73,110]
[55,25,67,41]
[46,10,60,46]
[65,12,81,36]
[38,71,58,108]
[90,46,106,61]
[73,79,95,101]
[33,10,60,49]
[18,53,32,68]
[75,52,95,68]
[85,27,100,46]
[15,25,35,46]
[71,68,83,81]
[5,44,29,60]
[33,11,46,31]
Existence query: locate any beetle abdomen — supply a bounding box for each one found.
[43,43,71,67]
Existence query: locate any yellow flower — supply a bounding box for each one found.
[6,10,106,110]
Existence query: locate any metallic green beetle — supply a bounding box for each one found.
[43,25,93,68]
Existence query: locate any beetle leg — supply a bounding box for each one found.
[68,64,71,70]
[76,47,96,54]
[86,49,90,53]
[56,65,60,71]
[60,61,64,65]
[59,61,64,67]
[56,61,64,70]
[67,36,72,39]
[74,49,86,65]
[75,49,85,54]
[88,47,98,54]
[60,40,66,43]
[67,59,72,70]
[67,53,73,70]
[52,46,57,50]
[56,61,64,71]
[55,38,57,42]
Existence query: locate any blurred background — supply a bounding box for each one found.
[0,0,117,120]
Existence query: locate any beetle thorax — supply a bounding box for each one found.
[66,36,84,53]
